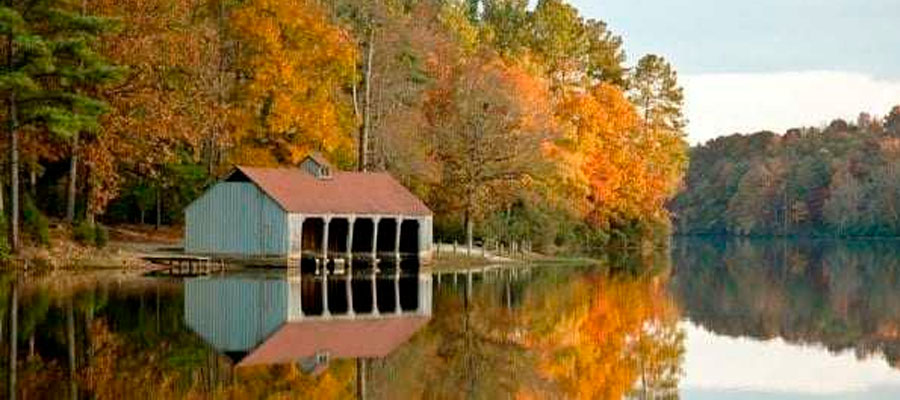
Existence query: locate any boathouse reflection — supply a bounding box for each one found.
[184,261,432,371]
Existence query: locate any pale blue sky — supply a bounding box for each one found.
[565,0,900,143]
[569,0,900,78]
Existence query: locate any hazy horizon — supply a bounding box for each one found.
[569,0,900,144]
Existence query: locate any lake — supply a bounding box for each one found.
[3,239,900,399]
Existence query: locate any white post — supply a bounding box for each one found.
[346,272,355,316]
[347,216,355,263]
[466,270,473,301]
[394,265,402,314]
[372,216,381,261]
[322,273,330,317]
[370,271,379,316]
[322,216,331,265]
[394,217,402,260]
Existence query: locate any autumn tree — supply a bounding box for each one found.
[93,0,222,225]
[673,108,900,237]
[426,53,553,250]
[228,0,358,166]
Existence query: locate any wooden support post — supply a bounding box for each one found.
[370,271,379,316]
[394,217,402,261]
[322,217,331,268]
[346,272,355,316]
[347,217,355,263]
[371,217,381,261]
[466,270,473,301]
[322,273,330,317]
[297,272,304,318]
[394,266,402,314]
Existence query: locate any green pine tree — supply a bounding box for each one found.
[0,0,121,252]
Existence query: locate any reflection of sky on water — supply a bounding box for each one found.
[680,321,900,399]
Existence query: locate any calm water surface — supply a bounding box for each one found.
[3,239,900,399]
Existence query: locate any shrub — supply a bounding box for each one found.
[23,196,50,246]
[73,220,96,245]
[94,224,109,248]
[73,221,109,248]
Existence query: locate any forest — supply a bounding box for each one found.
[0,0,688,258]
[672,107,900,237]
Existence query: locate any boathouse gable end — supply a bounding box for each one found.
[300,153,333,180]
[185,181,289,257]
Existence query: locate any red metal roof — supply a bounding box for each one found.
[233,166,432,216]
[237,316,430,367]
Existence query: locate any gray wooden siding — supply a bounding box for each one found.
[185,182,289,257]
[184,277,288,352]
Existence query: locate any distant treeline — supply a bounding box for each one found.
[672,107,900,237]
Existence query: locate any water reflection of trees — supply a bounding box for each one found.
[0,276,355,399]
[673,238,900,367]
[2,255,684,399]
[370,256,684,399]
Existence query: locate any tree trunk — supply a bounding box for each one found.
[356,358,367,400]
[8,280,17,400]
[9,91,19,253]
[84,168,95,227]
[67,300,77,400]
[66,133,79,223]
[0,174,5,217]
[465,209,474,254]
[155,185,162,230]
[358,28,375,172]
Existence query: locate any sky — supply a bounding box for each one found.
[567,0,900,144]
[679,322,900,399]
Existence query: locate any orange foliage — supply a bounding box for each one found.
[93,0,222,209]
[553,83,686,229]
[425,52,555,220]
[228,0,358,166]
[526,274,683,399]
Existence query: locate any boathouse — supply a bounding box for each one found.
[184,272,432,367]
[184,155,433,263]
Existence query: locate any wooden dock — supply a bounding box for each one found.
[144,255,225,276]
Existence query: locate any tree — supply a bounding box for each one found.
[554,82,685,239]
[93,0,222,223]
[528,0,586,89]
[0,6,45,252]
[824,164,863,236]
[426,53,552,251]
[0,1,118,251]
[629,54,685,134]
[46,0,123,224]
[228,0,358,166]
[886,105,900,134]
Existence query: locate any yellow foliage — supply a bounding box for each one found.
[229,0,358,166]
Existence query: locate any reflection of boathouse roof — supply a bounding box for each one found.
[238,317,430,367]
[227,166,432,216]
[184,273,432,367]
